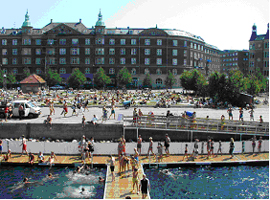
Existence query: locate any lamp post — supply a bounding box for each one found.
[3,74,7,90]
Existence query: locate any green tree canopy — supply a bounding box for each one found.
[180,69,207,95]
[142,73,152,88]
[116,67,132,87]
[67,68,86,88]
[165,71,177,89]
[94,67,111,88]
[7,73,17,84]
[243,75,262,95]
[46,68,62,86]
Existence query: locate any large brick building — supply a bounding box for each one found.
[220,50,249,76]
[249,23,269,77]
[0,10,221,88]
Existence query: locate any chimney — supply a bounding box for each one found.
[50,19,53,24]
[79,19,82,23]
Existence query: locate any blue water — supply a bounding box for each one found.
[0,166,105,199]
[145,165,269,199]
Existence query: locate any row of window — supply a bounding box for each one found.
[222,58,238,62]
[1,48,188,57]
[221,52,239,57]
[1,57,184,66]
[0,67,179,77]
[222,63,239,66]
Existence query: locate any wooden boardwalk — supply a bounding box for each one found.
[0,153,269,199]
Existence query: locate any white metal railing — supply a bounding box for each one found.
[123,115,269,135]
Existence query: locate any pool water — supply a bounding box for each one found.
[145,165,269,199]
[0,166,106,199]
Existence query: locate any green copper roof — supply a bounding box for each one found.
[95,9,105,26]
[22,10,32,27]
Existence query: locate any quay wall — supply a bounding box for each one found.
[0,123,268,142]
[2,139,269,155]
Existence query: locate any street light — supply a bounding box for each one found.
[3,74,7,90]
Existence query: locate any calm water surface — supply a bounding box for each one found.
[145,165,269,199]
[0,166,105,199]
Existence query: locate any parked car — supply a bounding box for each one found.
[50,85,65,90]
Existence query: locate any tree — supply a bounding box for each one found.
[21,68,31,80]
[142,73,152,88]
[7,73,17,85]
[94,67,111,88]
[116,67,132,88]
[179,69,207,95]
[165,71,176,89]
[46,68,62,86]
[243,75,261,95]
[67,68,86,88]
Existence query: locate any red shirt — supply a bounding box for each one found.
[4,107,9,113]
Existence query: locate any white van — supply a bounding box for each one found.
[12,100,42,118]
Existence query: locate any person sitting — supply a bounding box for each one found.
[3,149,11,161]
[28,152,35,165]
[99,176,105,183]
[90,115,98,125]
[38,151,45,163]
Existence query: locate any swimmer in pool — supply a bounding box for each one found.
[80,187,85,195]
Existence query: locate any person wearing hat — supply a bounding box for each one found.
[147,137,155,157]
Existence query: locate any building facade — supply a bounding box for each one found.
[249,23,269,77]
[220,50,249,76]
[0,10,221,88]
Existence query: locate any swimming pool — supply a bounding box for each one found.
[144,165,269,199]
[0,166,106,199]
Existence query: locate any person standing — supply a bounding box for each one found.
[193,139,199,158]
[108,105,115,120]
[229,138,235,158]
[88,137,95,159]
[20,135,28,156]
[108,155,115,181]
[133,108,138,125]
[183,144,188,161]
[220,115,225,130]
[132,168,139,195]
[138,109,143,125]
[239,108,243,122]
[84,98,89,112]
[147,137,155,157]
[46,115,52,129]
[252,136,256,154]
[258,136,262,153]
[19,103,24,120]
[249,108,254,121]
[0,139,3,155]
[82,115,86,128]
[139,174,150,199]
[164,134,171,157]
[216,140,222,156]
[79,135,87,161]
[137,135,142,155]
[227,107,233,121]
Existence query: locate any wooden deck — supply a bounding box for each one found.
[0,153,269,199]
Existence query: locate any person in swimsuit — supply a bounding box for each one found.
[216,140,222,156]
[48,151,57,168]
[252,136,256,154]
[88,137,95,160]
[108,105,115,120]
[183,144,188,161]
[139,174,150,199]
[0,139,3,155]
[121,136,126,155]
[134,148,139,162]
[21,135,28,156]
[82,115,86,128]
[239,108,243,122]
[206,138,211,159]
[132,168,139,194]
[38,151,45,163]
[164,134,171,157]
[258,136,262,153]
[227,107,233,120]
[249,108,254,121]
[137,135,142,155]
[108,155,115,181]
[229,138,235,158]
[147,137,155,157]
[28,152,35,165]
[3,149,11,161]
[156,142,163,162]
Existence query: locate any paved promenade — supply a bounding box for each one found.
[1,152,269,199]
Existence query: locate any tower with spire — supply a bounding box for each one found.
[22,9,33,34]
[249,23,257,41]
[95,9,105,35]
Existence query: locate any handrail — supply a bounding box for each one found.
[123,115,269,135]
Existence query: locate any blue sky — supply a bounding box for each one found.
[1,0,269,50]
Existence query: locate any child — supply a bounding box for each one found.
[28,152,35,165]
[38,151,45,163]
[156,142,163,162]
[3,149,11,161]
